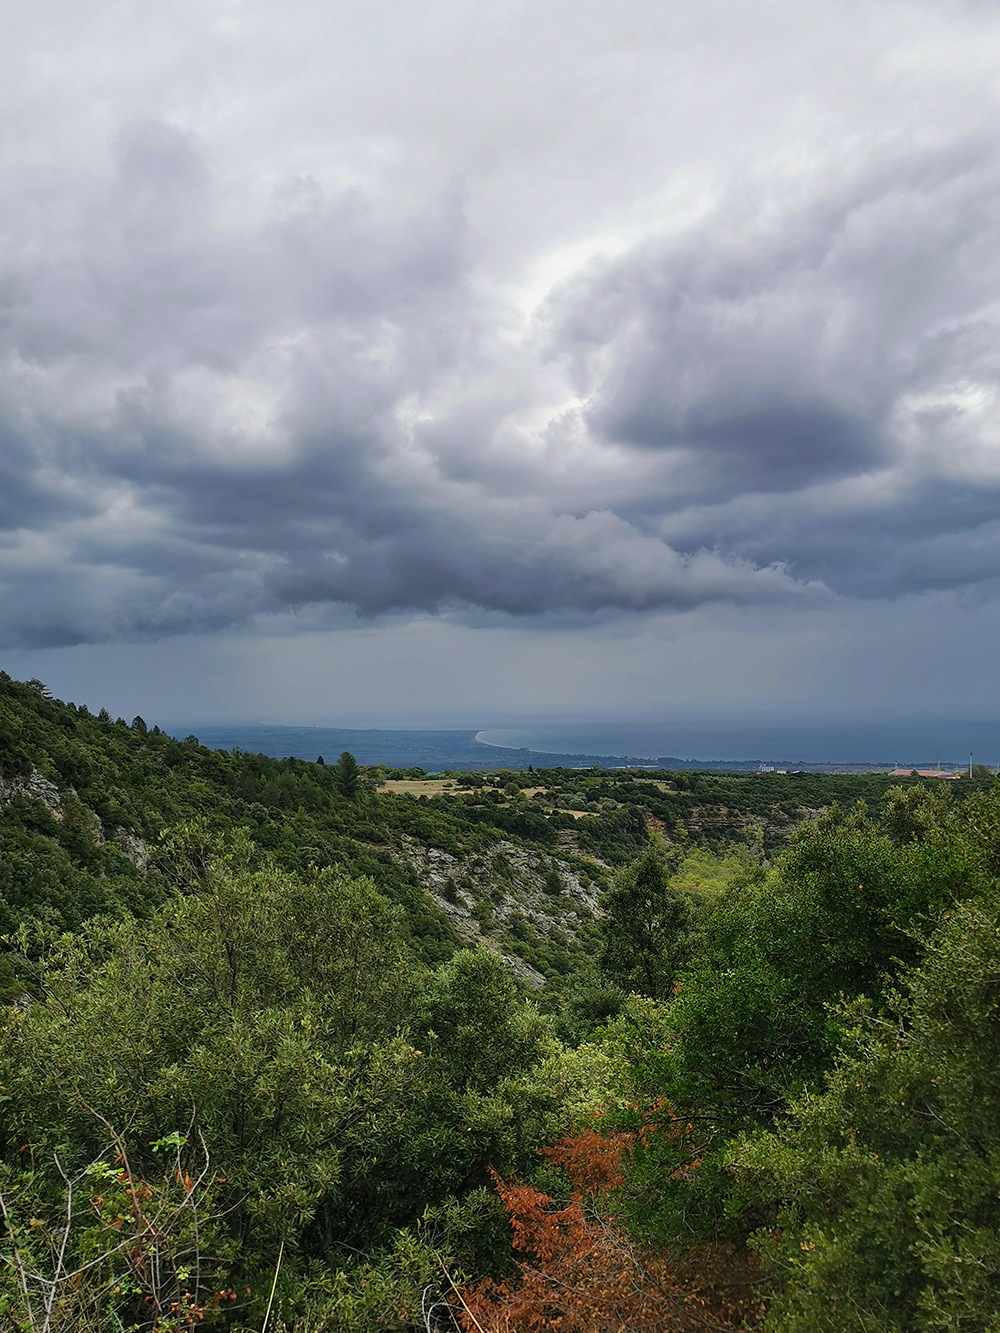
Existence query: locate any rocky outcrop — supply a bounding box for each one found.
[0,768,109,848]
[398,836,604,990]
[113,829,150,871]
[0,767,65,818]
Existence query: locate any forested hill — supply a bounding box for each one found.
[1,669,991,999]
[5,671,1000,1331]
[0,670,995,993]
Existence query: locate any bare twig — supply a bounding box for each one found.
[0,1174,38,1331]
[261,1237,285,1333]
[437,1255,486,1333]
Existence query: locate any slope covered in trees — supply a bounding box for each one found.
[2,672,1000,1330]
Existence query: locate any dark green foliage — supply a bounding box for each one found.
[448,799,558,844]
[0,855,581,1329]
[0,852,418,1322]
[881,782,951,844]
[334,749,359,798]
[735,884,1000,1332]
[319,949,555,1252]
[416,949,548,1091]
[3,847,413,1170]
[610,800,996,1246]
[0,827,136,936]
[543,866,563,895]
[577,803,649,863]
[952,781,1000,876]
[552,974,626,1044]
[598,840,693,999]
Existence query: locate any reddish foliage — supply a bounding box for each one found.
[540,1128,631,1196]
[457,1130,763,1333]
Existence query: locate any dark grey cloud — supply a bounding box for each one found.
[568,139,1000,482]
[548,134,1000,599]
[0,419,90,531]
[2,1,1000,650]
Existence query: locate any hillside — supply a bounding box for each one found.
[0,675,616,995]
[1,671,994,1002]
[4,672,1000,1330]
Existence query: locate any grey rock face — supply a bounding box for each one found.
[0,768,109,848]
[113,829,150,871]
[0,767,64,817]
[398,836,604,990]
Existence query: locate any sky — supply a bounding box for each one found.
[3,0,1000,730]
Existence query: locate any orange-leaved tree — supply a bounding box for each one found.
[457,1127,763,1332]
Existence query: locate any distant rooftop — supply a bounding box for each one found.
[889,768,961,779]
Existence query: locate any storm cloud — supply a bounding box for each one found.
[2,0,1000,650]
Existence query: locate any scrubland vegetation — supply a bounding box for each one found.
[1,672,999,1330]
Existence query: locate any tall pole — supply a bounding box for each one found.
[970,752,973,779]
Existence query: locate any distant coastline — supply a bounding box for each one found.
[161,722,924,773]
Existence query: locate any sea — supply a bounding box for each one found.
[163,714,1000,773]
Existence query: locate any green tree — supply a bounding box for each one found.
[315,948,556,1253]
[335,749,359,799]
[415,948,549,1093]
[881,782,950,845]
[0,841,598,1327]
[734,881,1000,1333]
[0,847,421,1318]
[609,806,991,1246]
[598,840,692,1000]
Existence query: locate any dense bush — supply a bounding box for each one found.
[735,884,1000,1331]
[0,843,613,1330]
